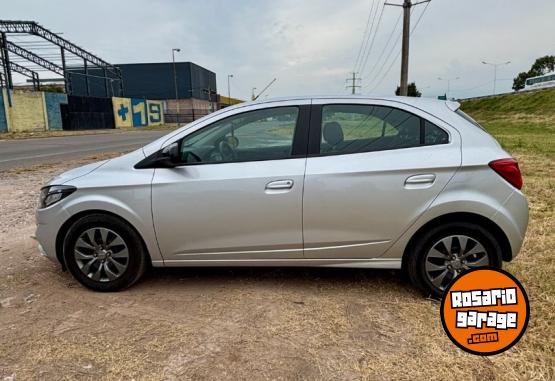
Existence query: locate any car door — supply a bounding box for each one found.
[302,99,461,259]
[151,101,310,264]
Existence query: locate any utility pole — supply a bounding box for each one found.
[172,48,181,124]
[345,72,361,94]
[400,0,411,96]
[386,0,430,96]
[482,60,510,95]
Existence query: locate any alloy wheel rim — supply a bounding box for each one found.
[425,235,489,291]
[74,227,129,282]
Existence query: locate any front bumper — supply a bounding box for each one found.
[35,204,71,263]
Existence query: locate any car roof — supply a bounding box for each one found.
[143,95,467,157]
[239,95,460,114]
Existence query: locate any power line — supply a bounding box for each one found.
[370,0,430,95]
[364,6,417,89]
[353,0,377,73]
[364,10,402,83]
[367,0,430,93]
[358,1,386,75]
[359,1,380,72]
[363,13,408,89]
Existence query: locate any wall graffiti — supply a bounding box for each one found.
[113,97,164,128]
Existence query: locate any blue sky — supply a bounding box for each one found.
[3,0,554,99]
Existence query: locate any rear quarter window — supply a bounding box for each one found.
[424,120,449,145]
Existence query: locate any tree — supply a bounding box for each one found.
[512,72,529,92]
[512,55,555,91]
[395,82,421,97]
[530,55,555,75]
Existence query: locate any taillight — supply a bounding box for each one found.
[489,158,523,190]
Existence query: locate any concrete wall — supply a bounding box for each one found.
[1,90,164,133]
[112,97,164,128]
[7,91,48,132]
[131,98,148,127]
[44,92,68,130]
[0,90,68,133]
[112,97,133,128]
[147,100,164,126]
[165,98,216,123]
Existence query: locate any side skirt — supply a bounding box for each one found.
[151,258,402,269]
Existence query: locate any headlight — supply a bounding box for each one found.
[39,185,77,209]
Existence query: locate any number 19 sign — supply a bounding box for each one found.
[113,97,164,128]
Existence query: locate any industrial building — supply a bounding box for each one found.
[69,62,218,122]
[0,20,239,132]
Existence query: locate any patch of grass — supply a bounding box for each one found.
[458,90,555,378]
[462,87,555,117]
[461,88,555,158]
[479,120,554,158]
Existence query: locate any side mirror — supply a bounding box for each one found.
[162,142,180,163]
[134,142,181,169]
[155,142,181,168]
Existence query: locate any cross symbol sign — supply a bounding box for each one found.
[117,104,129,121]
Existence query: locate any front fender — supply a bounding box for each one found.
[62,192,163,263]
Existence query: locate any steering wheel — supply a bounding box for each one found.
[218,139,237,161]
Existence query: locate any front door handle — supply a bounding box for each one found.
[266,179,294,190]
[405,174,436,187]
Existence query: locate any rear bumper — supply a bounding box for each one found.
[492,190,529,261]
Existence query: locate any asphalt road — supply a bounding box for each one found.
[0,130,169,170]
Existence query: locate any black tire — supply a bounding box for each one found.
[63,213,148,291]
[406,221,502,299]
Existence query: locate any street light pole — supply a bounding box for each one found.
[172,48,181,124]
[437,76,460,99]
[482,60,511,95]
[227,74,234,106]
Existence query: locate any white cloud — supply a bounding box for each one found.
[2,0,554,99]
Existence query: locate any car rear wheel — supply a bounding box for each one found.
[63,213,147,291]
[406,221,502,298]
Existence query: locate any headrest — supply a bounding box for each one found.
[323,122,344,146]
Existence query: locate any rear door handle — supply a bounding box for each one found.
[265,179,294,190]
[405,174,436,186]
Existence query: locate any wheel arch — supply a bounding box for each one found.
[55,209,152,270]
[401,212,513,271]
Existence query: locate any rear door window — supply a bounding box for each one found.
[318,104,448,155]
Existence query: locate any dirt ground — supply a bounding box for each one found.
[0,152,553,381]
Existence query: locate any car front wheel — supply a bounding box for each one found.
[63,213,148,291]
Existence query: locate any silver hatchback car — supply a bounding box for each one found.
[36,96,528,297]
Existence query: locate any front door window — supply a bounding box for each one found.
[179,107,299,164]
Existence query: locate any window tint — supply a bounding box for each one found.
[424,120,449,145]
[320,104,438,154]
[179,107,299,164]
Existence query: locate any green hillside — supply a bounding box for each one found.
[460,88,555,158]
